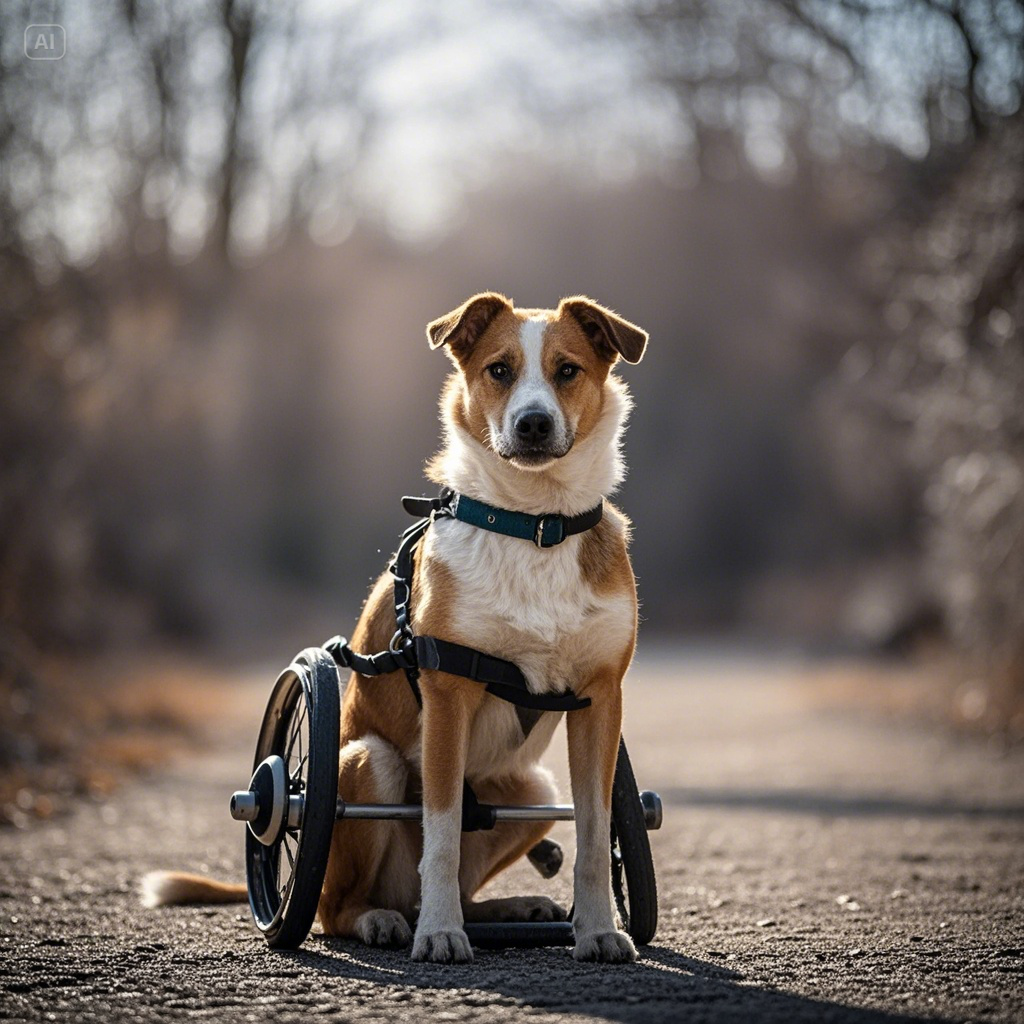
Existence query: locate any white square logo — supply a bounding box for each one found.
[25,25,66,60]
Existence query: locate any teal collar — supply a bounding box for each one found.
[402,489,603,548]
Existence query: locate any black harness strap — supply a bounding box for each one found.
[326,644,405,678]
[415,636,590,712]
[400,492,451,519]
[324,489,595,720]
[324,489,603,832]
[325,631,590,713]
[461,780,497,832]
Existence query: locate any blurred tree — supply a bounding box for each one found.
[0,0,381,656]
[835,111,1024,714]
[622,0,1024,713]
[623,0,1023,172]
[0,0,1021,720]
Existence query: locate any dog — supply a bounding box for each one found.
[142,293,648,964]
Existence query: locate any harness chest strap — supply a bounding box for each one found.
[324,489,605,832]
[324,489,600,716]
[323,631,590,713]
[414,636,590,711]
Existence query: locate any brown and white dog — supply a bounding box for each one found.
[143,293,648,964]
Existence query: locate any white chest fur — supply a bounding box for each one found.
[417,518,634,782]
[423,518,632,690]
[414,371,638,782]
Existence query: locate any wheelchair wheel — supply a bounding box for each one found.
[610,737,658,945]
[244,647,340,949]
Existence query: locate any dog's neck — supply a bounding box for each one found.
[430,375,632,517]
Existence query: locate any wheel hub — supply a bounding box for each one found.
[230,755,289,846]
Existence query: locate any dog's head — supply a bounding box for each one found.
[427,293,647,471]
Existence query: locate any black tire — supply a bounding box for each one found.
[245,647,340,950]
[610,737,658,945]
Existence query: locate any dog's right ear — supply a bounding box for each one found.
[427,292,511,360]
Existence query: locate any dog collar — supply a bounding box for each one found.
[402,489,603,548]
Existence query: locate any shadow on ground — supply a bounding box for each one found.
[659,787,1024,819]
[275,940,945,1024]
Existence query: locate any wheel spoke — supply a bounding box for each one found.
[284,694,309,797]
[287,700,301,755]
[265,848,279,893]
[273,689,306,904]
[278,837,296,900]
[286,694,307,755]
[289,699,306,762]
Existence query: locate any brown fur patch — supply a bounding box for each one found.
[442,305,527,450]
[412,546,458,642]
[541,311,618,448]
[566,666,626,806]
[339,572,420,749]
[578,501,636,597]
[558,296,648,364]
[427,292,512,359]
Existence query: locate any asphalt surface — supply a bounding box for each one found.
[2,648,1022,1023]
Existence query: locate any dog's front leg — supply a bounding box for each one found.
[567,675,637,963]
[412,674,476,963]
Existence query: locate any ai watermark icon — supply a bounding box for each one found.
[25,25,65,60]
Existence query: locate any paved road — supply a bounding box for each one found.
[2,648,1022,1023]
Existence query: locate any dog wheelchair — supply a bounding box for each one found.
[228,492,663,952]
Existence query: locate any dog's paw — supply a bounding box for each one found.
[527,838,564,879]
[493,896,567,922]
[355,909,412,948]
[411,927,473,963]
[572,930,637,963]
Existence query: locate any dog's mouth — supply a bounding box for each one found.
[494,438,574,468]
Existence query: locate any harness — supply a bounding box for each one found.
[323,487,602,830]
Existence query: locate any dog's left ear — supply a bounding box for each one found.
[559,296,648,364]
[427,292,512,360]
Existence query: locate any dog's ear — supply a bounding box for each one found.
[559,296,648,365]
[427,292,512,360]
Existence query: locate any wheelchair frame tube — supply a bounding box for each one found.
[336,801,576,822]
[231,791,661,828]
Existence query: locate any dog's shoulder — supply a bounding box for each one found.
[342,570,421,746]
[351,570,398,652]
[578,501,635,598]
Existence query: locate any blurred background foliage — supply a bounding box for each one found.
[1,0,1023,747]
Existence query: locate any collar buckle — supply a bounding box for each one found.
[534,514,565,548]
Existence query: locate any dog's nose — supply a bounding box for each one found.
[514,410,553,442]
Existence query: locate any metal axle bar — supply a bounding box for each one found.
[336,801,576,822]
[230,788,662,830]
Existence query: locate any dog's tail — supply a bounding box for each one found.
[140,871,247,908]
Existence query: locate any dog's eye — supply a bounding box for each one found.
[558,363,581,381]
[488,362,510,381]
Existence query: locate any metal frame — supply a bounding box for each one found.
[334,797,663,829]
[232,789,663,832]
[337,801,576,822]
[230,735,662,951]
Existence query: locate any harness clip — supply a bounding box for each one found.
[388,628,417,669]
[534,514,565,548]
